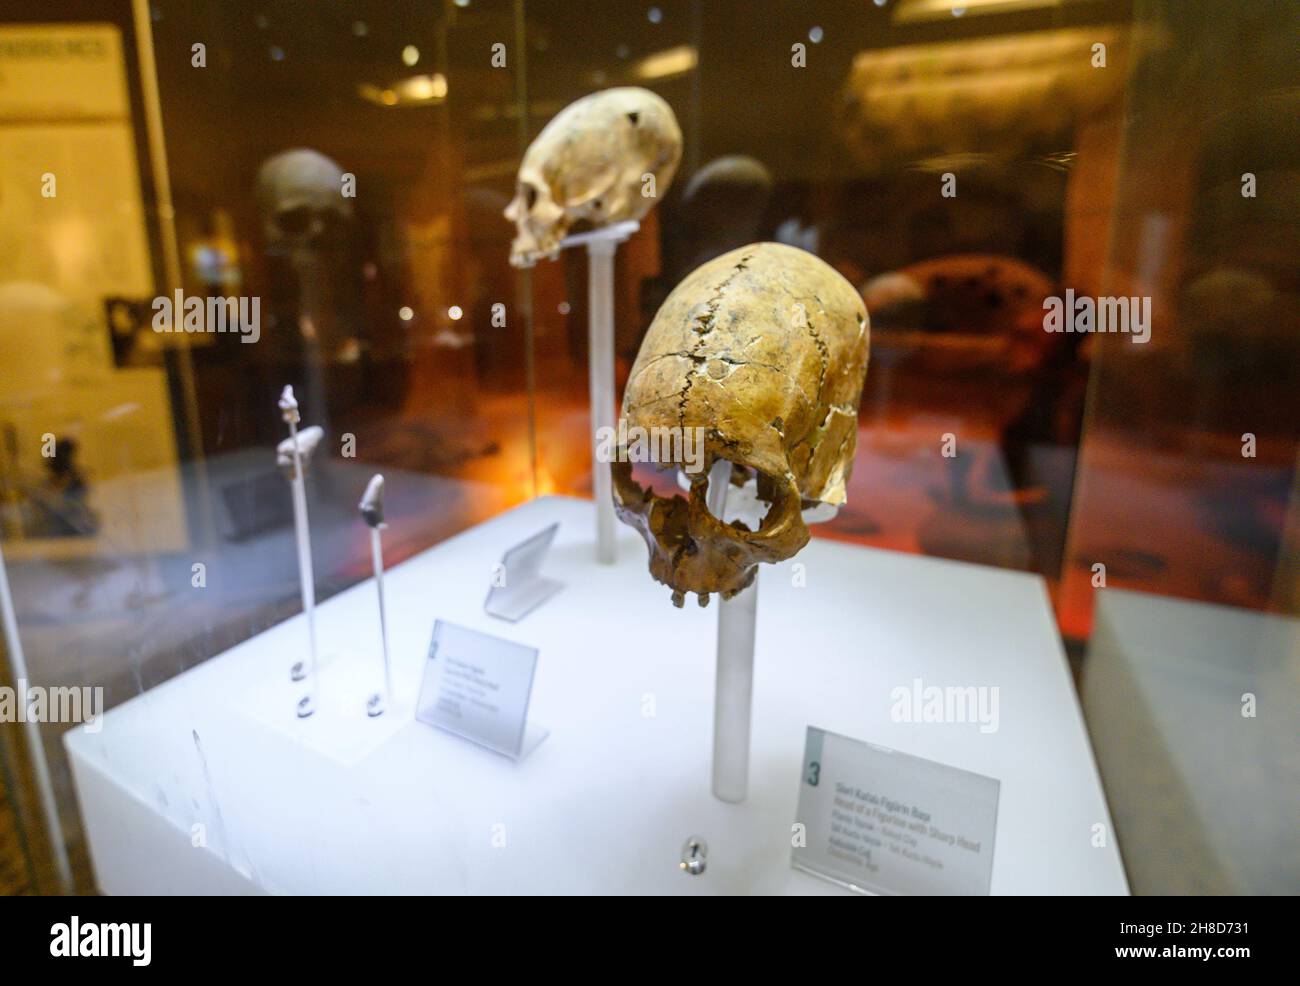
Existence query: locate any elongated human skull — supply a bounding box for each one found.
[613,243,870,607]
[504,87,682,267]
[256,149,352,255]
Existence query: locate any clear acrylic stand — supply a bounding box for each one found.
[515,721,551,761]
[484,522,564,622]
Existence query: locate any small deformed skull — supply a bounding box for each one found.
[612,243,870,607]
[256,149,352,256]
[504,87,682,267]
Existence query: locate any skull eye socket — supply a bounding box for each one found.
[276,206,344,239]
[522,184,538,210]
[276,205,314,236]
[699,459,777,530]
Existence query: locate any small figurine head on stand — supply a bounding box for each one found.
[276,424,325,480]
[278,384,299,421]
[360,473,386,529]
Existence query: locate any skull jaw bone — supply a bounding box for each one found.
[611,457,809,608]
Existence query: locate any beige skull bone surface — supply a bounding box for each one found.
[613,243,870,607]
[504,87,682,267]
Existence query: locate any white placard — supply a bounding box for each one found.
[416,620,547,760]
[792,726,999,895]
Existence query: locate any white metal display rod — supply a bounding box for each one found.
[0,542,75,893]
[367,527,391,713]
[279,389,318,718]
[288,422,317,716]
[557,220,639,565]
[706,458,758,804]
[557,219,640,252]
[586,237,618,565]
[359,474,390,717]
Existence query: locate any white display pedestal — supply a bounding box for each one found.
[65,496,1128,895]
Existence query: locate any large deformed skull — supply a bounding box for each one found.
[504,87,682,267]
[613,243,870,607]
[256,149,352,256]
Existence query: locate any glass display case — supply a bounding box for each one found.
[0,0,1295,901]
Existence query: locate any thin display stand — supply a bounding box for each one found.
[359,474,391,718]
[277,386,319,719]
[484,522,564,622]
[714,578,758,803]
[703,460,838,804]
[555,219,640,565]
[286,435,315,694]
[706,459,758,803]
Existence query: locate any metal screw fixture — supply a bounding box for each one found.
[680,836,707,875]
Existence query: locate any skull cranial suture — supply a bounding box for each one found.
[504,87,682,267]
[613,243,870,607]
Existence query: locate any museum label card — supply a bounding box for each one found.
[792,727,999,895]
[416,620,547,759]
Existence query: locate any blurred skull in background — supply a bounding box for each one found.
[256,149,352,259]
